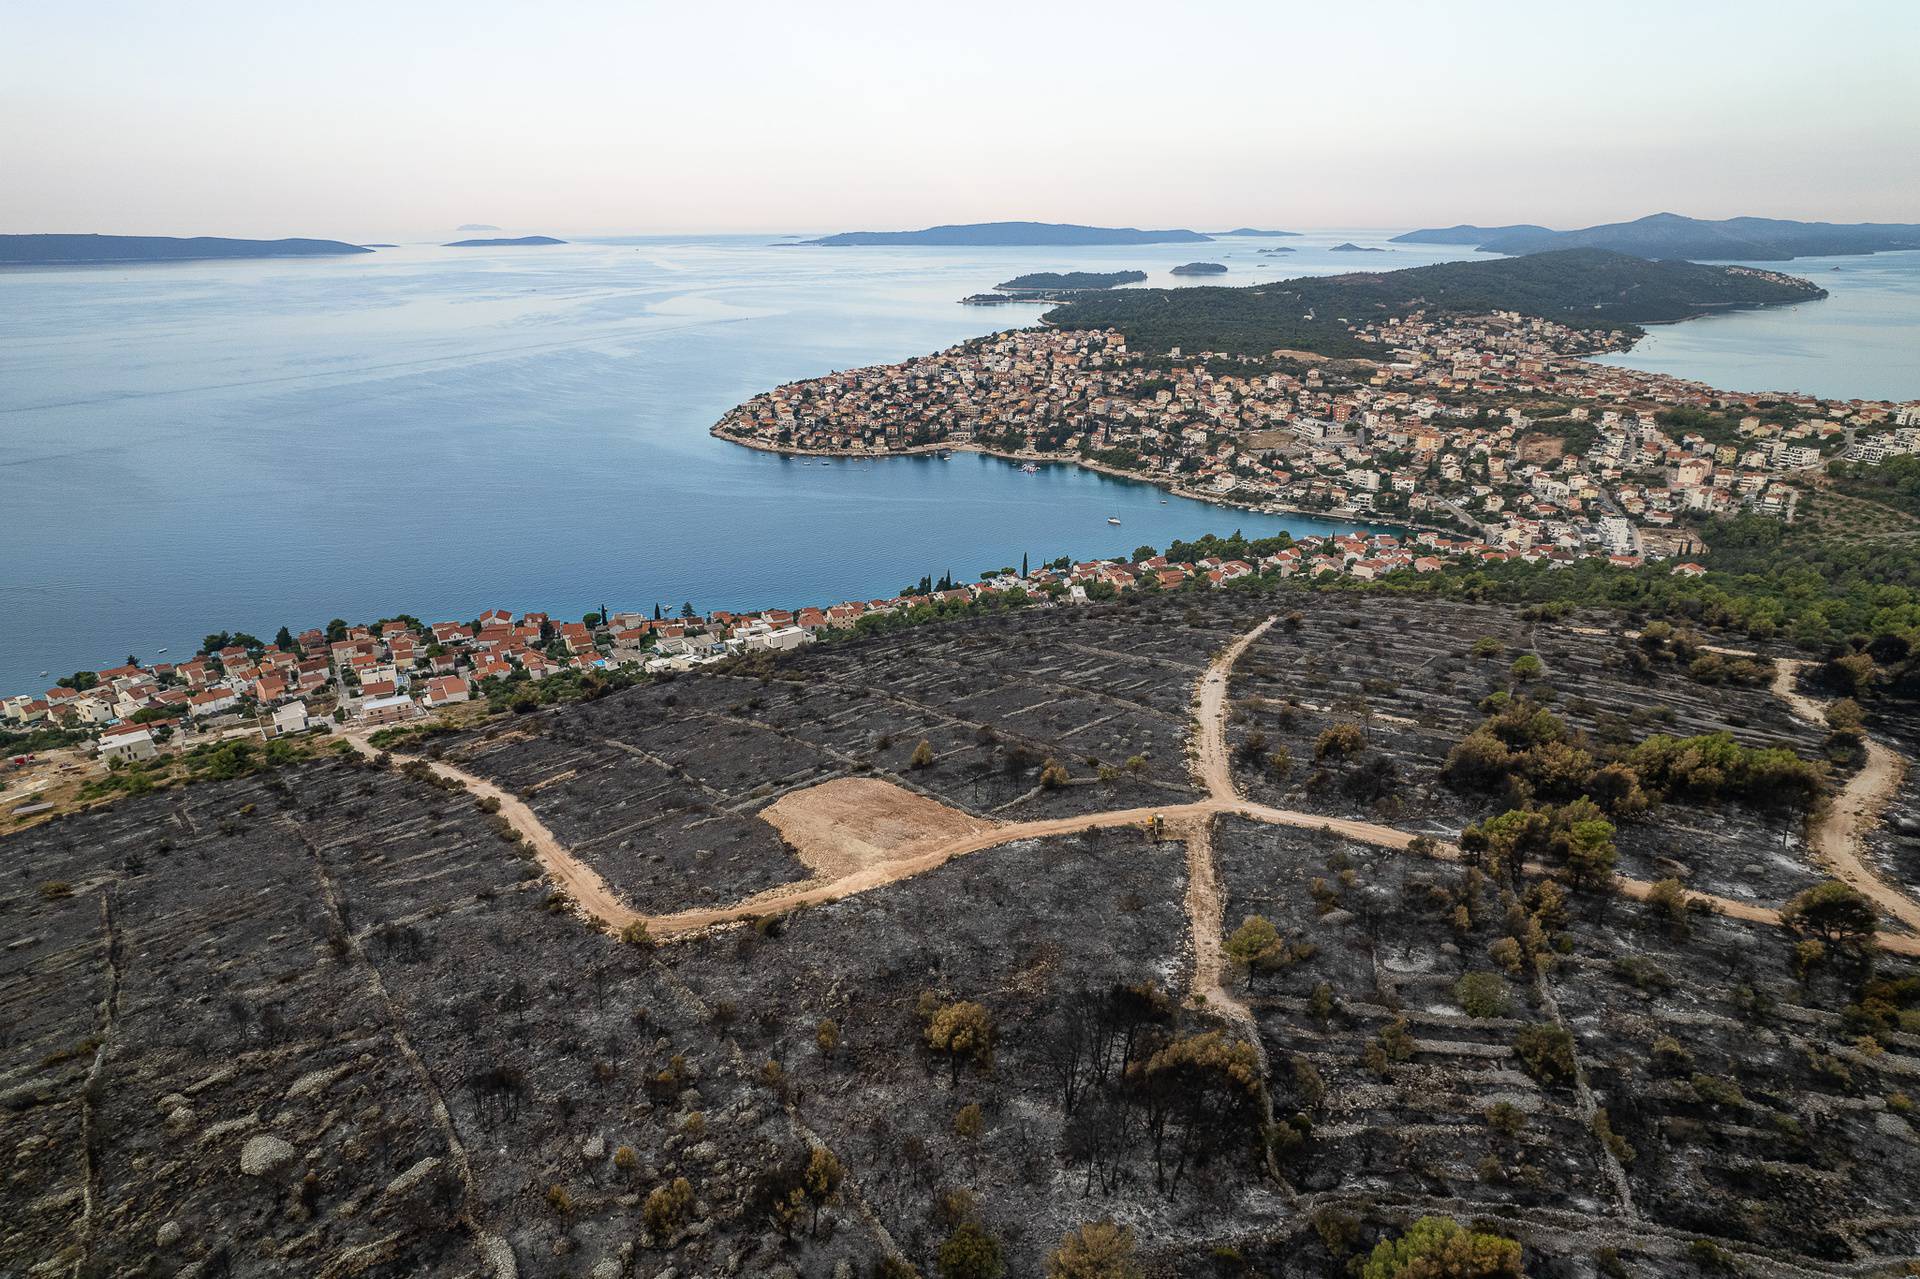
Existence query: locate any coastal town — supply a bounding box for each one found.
[712,314,1920,561]
[1,524,1538,790]
[10,307,1920,804]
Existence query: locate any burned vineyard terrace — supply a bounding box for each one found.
[7,587,1920,1278]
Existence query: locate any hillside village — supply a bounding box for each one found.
[5,526,1590,779]
[713,317,1920,561]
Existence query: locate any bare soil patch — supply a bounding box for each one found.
[1515,432,1565,463]
[761,776,996,881]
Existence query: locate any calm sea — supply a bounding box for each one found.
[2,232,1915,694]
[1589,249,1920,401]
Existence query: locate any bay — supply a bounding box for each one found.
[4,230,1916,696]
[0,232,1418,692]
[1589,249,1920,402]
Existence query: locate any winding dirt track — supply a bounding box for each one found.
[341,735,638,928]
[1768,660,1920,934]
[348,625,1920,959]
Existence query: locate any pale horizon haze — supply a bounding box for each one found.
[3,0,1917,242]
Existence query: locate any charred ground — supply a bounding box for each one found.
[4,592,1918,1278]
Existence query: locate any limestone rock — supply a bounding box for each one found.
[155,1220,182,1249]
[383,1155,443,1199]
[239,1134,296,1178]
[480,1234,518,1279]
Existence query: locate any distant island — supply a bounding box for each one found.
[442,235,567,247]
[455,223,501,232]
[1207,228,1299,237]
[1330,243,1387,253]
[1390,223,1550,246]
[1040,248,1825,358]
[994,270,1147,292]
[0,234,372,266]
[1170,261,1229,275]
[1257,247,1295,254]
[1392,212,1920,261]
[796,221,1213,247]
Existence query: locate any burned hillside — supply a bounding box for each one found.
[4,592,1918,1278]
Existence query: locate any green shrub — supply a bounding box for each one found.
[1512,1023,1576,1086]
[1362,1215,1521,1278]
[1454,971,1511,1019]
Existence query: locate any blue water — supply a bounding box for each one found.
[4,231,1916,695]
[0,232,1427,693]
[1590,250,1920,402]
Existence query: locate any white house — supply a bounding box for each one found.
[98,724,156,764]
[742,626,812,653]
[359,694,418,726]
[188,687,240,718]
[269,701,310,737]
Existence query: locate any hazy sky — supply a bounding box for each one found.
[4,0,1916,240]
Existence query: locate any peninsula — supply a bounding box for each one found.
[1043,249,1824,358]
[1393,212,1920,261]
[442,235,568,247]
[711,248,1864,562]
[797,221,1212,246]
[0,233,373,265]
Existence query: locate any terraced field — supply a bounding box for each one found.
[5,592,1918,1278]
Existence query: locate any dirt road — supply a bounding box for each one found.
[341,734,642,932]
[1767,660,1920,934]
[1194,615,1277,801]
[338,621,1920,961]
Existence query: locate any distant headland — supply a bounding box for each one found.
[994,270,1147,292]
[442,235,568,247]
[0,234,372,266]
[796,221,1213,247]
[1208,228,1300,238]
[1040,248,1826,359]
[1392,212,1920,261]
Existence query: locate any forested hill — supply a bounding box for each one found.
[1039,249,1826,358]
[994,270,1147,291]
[0,234,372,265]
